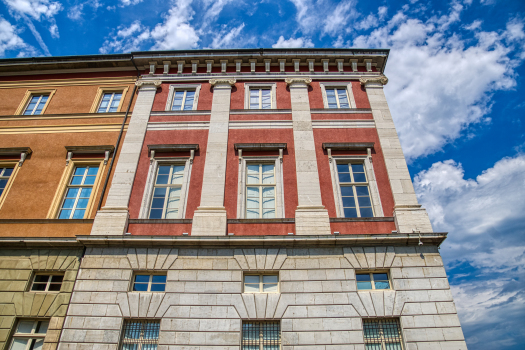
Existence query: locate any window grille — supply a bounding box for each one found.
[23,94,49,115]
[120,320,160,350]
[363,318,404,350]
[171,90,195,110]
[98,92,122,113]
[58,166,99,219]
[9,319,49,350]
[246,163,275,218]
[0,167,14,196]
[242,321,280,350]
[325,88,350,108]
[337,162,373,218]
[249,88,272,109]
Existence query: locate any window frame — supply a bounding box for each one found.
[8,319,49,350]
[28,273,65,293]
[329,156,383,218]
[356,271,392,291]
[244,83,277,110]
[89,86,129,113]
[119,319,160,350]
[47,159,105,219]
[0,162,20,211]
[165,84,201,111]
[319,82,356,109]
[139,158,193,219]
[241,320,281,350]
[237,156,284,219]
[15,89,56,116]
[243,273,280,293]
[362,318,405,350]
[130,273,167,293]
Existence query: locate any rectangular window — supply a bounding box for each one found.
[132,274,166,292]
[171,90,195,111]
[97,92,122,113]
[249,88,272,109]
[120,320,160,350]
[325,88,350,108]
[244,274,279,293]
[58,165,99,219]
[149,164,185,219]
[246,164,275,219]
[363,319,403,350]
[30,274,64,292]
[337,163,373,218]
[357,272,390,290]
[242,321,280,350]
[23,95,49,115]
[9,319,49,350]
[0,167,14,196]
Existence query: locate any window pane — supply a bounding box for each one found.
[242,323,259,340]
[244,283,260,292]
[16,321,34,334]
[36,321,49,334]
[135,275,150,283]
[263,283,278,292]
[365,344,382,350]
[153,187,167,197]
[3,168,13,176]
[340,186,354,197]
[263,275,278,283]
[363,321,381,339]
[356,274,371,281]
[72,209,85,219]
[244,275,259,284]
[338,172,351,183]
[133,283,148,292]
[343,208,358,218]
[152,275,166,283]
[34,275,49,283]
[375,281,390,289]
[353,173,367,183]
[31,283,47,291]
[360,208,374,218]
[337,163,349,173]
[156,175,169,185]
[47,283,62,291]
[342,196,355,208]
[76,198,89,209]
[151,197,165,209]
[122,345,138,350]
[355,186,369,196]
[357,281,373,289]
[58,210,71,219]
[10,339,28,350]
[149,209,163,219]
[84,176,96,185]
[373,273,388,280]
[247,165,260,184]
[384,343,402,350]
[150,283,165,292]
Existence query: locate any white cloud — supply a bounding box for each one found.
[99,20,148,54]
[3,0,62,21]
[48,22,57,38]
[209,23,245,49]
[202,0,235,23]
[352,7,524,160]
[323,0,356,35]
[414,155,525,349]
[0,16,36,56]
[119,0,142,6]
[272,35,314,48]
[288,0,357,36]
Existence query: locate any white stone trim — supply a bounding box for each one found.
[319,81,356,109]
[147,121,210,130]
[229,120,293,129]
[312,120,375,129]
[139,157,193,219]
[329,155,384,218]
[165,83,201,111]
[244,83,277,109]
[236,156,285,219]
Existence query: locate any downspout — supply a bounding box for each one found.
[96,56,140,211]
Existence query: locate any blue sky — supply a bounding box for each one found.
[1,0,525,348]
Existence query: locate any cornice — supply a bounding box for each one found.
[360,75,388,86]
[285,77,312,86]
[209,78,236,87]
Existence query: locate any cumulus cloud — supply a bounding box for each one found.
[0,16,36,56]
[414,155,525,349]
[209,23,245,49]
[119,0,142,6]
[3,0,62,21]
[272,35,314,48]
[288,0,357,35]
[353,6,525,160]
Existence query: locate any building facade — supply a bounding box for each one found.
[0,49,467,350]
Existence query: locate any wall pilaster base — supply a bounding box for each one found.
[295,206,331,235]
[90,207,129,236]
[394,206,433,233]
[191,206,228,236]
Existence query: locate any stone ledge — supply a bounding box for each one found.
[128,219,193,224]
[329,217,394,222]
[227,218,295,224]
[0,219,94,224]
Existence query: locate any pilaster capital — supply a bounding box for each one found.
[359,75,388,86]
[209,78,236,87]
[285,77,312,86]
[135,80,162,90]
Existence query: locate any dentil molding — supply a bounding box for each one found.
[359,75,388,86]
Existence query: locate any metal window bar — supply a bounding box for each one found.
[120,320,160,350]
[242,321,280,350]
[363,319,403,350]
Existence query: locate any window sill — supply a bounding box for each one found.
[228,218,295,224]
[128,219,193,224]
[330,217,394,222]
[311,108,372,113]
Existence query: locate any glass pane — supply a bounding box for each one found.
[263,275,278,283]
[133,283,149,292]
[262,187,274,199]
[247,165,259,184]
[152,275,166,283]
[156,175,169,185]
[355,186,369,196]
[246,198,259,209]
[373,273,388,280]
[76,198,89,209]
[356,274,371,281]
[158,165,170,174]
[167,189,181,205]
[151,197,165,209]
[72,209,85,219]
[375,281,390,289]
[31,283,47,291]
[250,89,259,97]
[263,284,278,292]
[79,188,92,198]
[364,322,381,339]
[83,176,96,185]
[338,172,351,183]
[47,283,62,291]
[65,188,79,199]
[16,321,34,334]
[149,209,163,219]
[34,275,49,283]
[262,209,275,218]
[36,321,49,334]
[150,283,166,292]
[353,173,367,183]
[358,196,372,207]
[124,322,142,339]
[342,196,355,208]
[264,347,280,350]
[153,187,166,197]
[337,164,349,173]
[351,164,364,173]
[165,209,178,219]
[343,207,357,218]
[244,275,259,283]
[357,281,373,290]
[360,208,374,218]
[244,283,260,293]
[262,197,274,209]
[135,275,150,283]
[326,89,335,96]
[10,338,28,350]
[70,176,83,185]
[3,168,14,176]
[142,345,157,350]
[58,210,71,219]
[246,209,259,218]
[171,165,185,184]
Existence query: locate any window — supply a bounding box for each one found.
[246,163,276,219]
[337,163,373,218]
[357,272,390,290]
[132,274,166,292]
[120,320,160,350]
[58,165,99,219]
[23,95,49,115]
[0,167,14,196]
[9,319,49,350]
[319,82,356,109]
[165,84,201,111]
[363,319,404,350]
[30,274,64,292]
[244,274,279,293]
[242,321,280,350]
[244,84,276,110]
[97,92,122,113]
[149,164,185,219]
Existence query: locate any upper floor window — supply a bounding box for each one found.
[357,272,391,290]
[30,274,64,292]
[9,319,49,350]
[0,167,14,197]
[149,164,185,219]
[320,82,356,109]
[165,84,201,111]
[246,163,275,219]
[363,318,403,350]
[337,162,373,218]
[97,92,122,113]
[132,274,167,292]
[23,94,49,115]
[120,320,160,350]
[242,321,280,350]
[244,274,279,293]
[244,84,276,110]
[58,165,99,219]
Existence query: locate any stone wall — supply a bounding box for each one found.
[0,248,82,350]
[61,245,466,350]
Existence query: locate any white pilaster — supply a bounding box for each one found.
[287,77,331,236]
[90,80,161,236]
[191,78,236,236]
[361,76,433,233]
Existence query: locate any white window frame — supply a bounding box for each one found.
[165,84,201,111]
[237,156,284,219]
[29,273,64,292]
[131,273,167,292]
[244,83,277,110]
[139,158,193,219]
[23,94,50,115]
[97,92,123,113]
[9,319,49,350]
[57,165,101,219]
[356,271,391,291]
[319,82,356,109]
[243,273,280,293]
[329,156,383,218]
